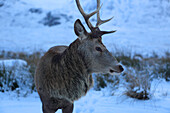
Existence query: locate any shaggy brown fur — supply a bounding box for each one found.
[35,39,94,113]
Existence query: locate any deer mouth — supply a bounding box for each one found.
[110,69,119,73]
[109,69,120,75]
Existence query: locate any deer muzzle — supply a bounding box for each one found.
[109,64,124,75]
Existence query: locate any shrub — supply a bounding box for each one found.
[0,60,33,94]
[0,64,18,92]
[0,51,42,93]
[94,74,120,91]
[123,68,151,100]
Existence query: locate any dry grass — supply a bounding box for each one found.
[123,69,151,100]
[95,50,170,100]
[0,50,169,98]
[118,51,169,100]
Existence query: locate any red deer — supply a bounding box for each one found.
[35,0,124,113]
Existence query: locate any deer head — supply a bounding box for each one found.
[74,0,124,75]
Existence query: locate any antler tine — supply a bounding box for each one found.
[75,0,102,31]
[96,0,114,27]
[102,30,117,35]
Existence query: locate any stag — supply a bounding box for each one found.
[35,0,124,113]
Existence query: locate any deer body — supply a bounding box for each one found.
[35,43,93,113]
[35,42,94,101]
[35,0,124,113]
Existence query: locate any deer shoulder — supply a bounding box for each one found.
[48,46,68,54]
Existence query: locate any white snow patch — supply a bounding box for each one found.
[0,80,170,113]
[0,59,27,67]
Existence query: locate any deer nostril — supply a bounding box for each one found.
[119,65,124,72]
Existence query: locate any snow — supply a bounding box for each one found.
[0,59,27,67]
[0,0,170,113]
[0,80,170,113]
[21,0,72,11]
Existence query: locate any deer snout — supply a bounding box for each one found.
[109,64,124,75]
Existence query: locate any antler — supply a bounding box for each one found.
[96,0,113,27]
[75,0,116,37]
[75,0,101,31]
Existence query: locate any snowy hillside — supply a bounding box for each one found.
[0,0,170,55]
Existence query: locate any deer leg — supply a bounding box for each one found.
[62,103,74,113]
[42,104,56,113]
[40,94,73,113]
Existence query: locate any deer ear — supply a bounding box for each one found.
[74,19,88,40]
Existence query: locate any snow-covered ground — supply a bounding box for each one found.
[0,79,170,113]
[0,0,170,113]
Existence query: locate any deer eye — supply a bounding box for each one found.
[95,47,102,52]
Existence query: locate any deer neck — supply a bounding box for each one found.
[59,39,91,76]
